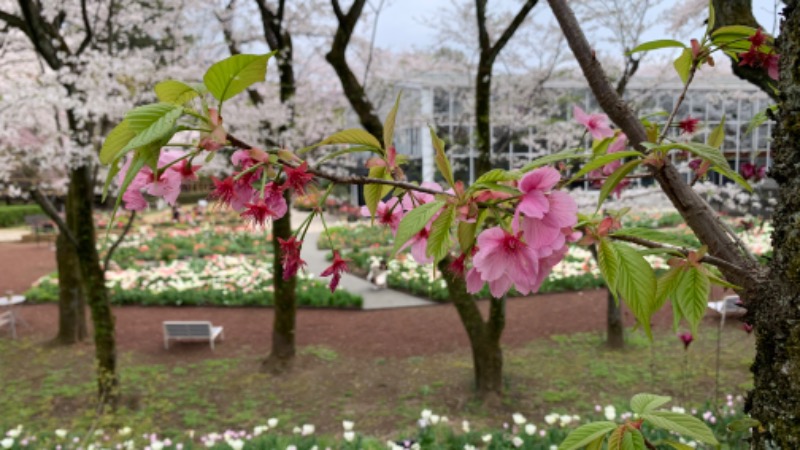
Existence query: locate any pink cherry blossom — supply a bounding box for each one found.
[361,198,403,231]
[469,227,539,298]
[517,167,560,219]
[573,105,614,140]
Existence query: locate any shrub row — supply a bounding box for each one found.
[0,204,43,228]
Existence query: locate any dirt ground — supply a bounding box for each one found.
[1,240,724,363]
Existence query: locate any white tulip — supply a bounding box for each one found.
[512,413,526,425]
[342,420,354,431]
[344,431,355,442]
[525,424,537,435]
[512,436,524,447]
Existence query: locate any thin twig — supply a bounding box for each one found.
[103,211,136,271]
[30,188,78,248]
[657,63,697,144]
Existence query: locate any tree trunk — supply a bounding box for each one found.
[54,231,87,344]
[606,291,624,349]
[475,60,493,176]
[746,3,800,446]
[263,191,297,372]
[69,165,118,406]
[440,258,504,398]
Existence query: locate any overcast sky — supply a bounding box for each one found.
[371,0,782,53]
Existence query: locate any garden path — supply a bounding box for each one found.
[292,211,435,310]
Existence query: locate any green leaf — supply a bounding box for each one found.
[615,243,658,338]
[558,421,617,450]
[662,440,695,450]
[316,128,383,152]
[426,205,455,263]
[727,417,760,432]
[203,52,276,102]
[569,151,643,184]
[154,80,201,105]
[100,119,136,164]
[641,411,719,445]
[315,145,383,166]
[711,25,758,39]
[597,160,641,210]
[745,105,776,136]
[586,436,605,450]
[628,39,687,55]
[392,200,446,256]
[673,48,693,85]
[474,168,520,184]
[707,272,740,290]
[384,93,401,150]
[706,1,715,33]
[611,227,692,248]
[123,103,183,151]
[521,148,588,172]
[627,429,645,450]
[430,126,455,188]
[630,393,672,415]
[607,426,626,450]
[592,136,616,157]
[457,221,477,251]
[102,157,122,201]
[597,239,620,301]
[656,266,684,328]
[675,266,710,334]
[364,166,388,219]
[668,143,752,191]
[707,115,726,148]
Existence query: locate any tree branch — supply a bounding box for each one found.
[489,0,538,59]
[546,0,760,286]
[0,9,28,35]
[17,0,70,70]
[76,0,93,55]
[226,133,453,197]
[476,0,490,52]
[103,211,136,272]
[29,188,78,248]
[610,233,750,280]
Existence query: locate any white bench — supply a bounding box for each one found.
[0,312,16,339]
[163,321,224,350]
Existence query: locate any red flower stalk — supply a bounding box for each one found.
[278,236,306,280]
[678,332,694,350]
[321,250,349,292]
[209,176,236,206]
[282,161,315,195]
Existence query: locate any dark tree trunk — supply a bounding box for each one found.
[69,165,118,406]
[606,291,625,349]
[440,258,505,398]
[54,231,87,344]
[745,2,800,446]
[263,192,297,372]
[475,61,493,176]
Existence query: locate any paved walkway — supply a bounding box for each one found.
[0,227,28,243]
[291,211,435,310]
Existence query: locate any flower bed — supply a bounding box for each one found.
[0,397,752,449]
[316,224,394,250]
[25,255,362,309]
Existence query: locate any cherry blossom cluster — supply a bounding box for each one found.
[572,105,630,196]
[738,29,779,81]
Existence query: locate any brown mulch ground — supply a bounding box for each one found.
[1,241,725,364]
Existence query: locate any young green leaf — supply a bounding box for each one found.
[203,52,276,103]
[154,80,201,105]
[364,166,388,219]
[615,242,658,338]
[426,205,456,263]
[383,93,402,150]
[627,39,687,55]
[568,151,642,184]
[314,145,383,166]
[630,393,672,415]
[474,168,520,184]
[706,0,715,33]
[521,147,588,172]
[558,421,617,450]
[101,156,123,202]
[668,142,752,191]
[621,429,644,450]
[707,115,726,148]
[745,105,777,136]
[673,48,693,85]
[707,272,740,290]
[610,227,692,248]
[592,135,616,157]
[457,220,477,251]
[656,266,683,322]
[123,103,183,152]
[727,417,760,432]
[315,128,383,152]
[641,411,719,445]
[675,266,710,334]
[100,119,136,164]
[597,160,641,210]
[392,200,446,256]
[662,441,696,450]
[430,126,455,188]
[606,426,626,450]
[597,238,620,302]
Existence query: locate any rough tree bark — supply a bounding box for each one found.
[548,0,800,445]
[54,223,87,345]
[327,0,384,143]
[440,257,505,398]
[474,0,539,176]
